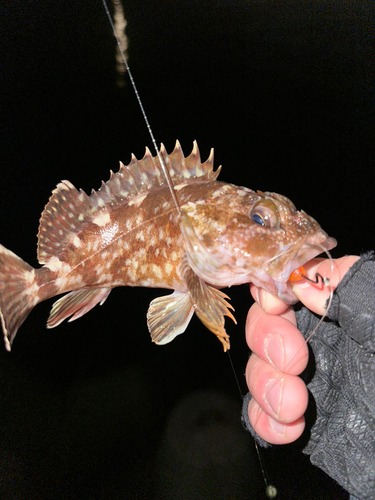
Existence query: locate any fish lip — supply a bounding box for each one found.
[270,235,337,303]
[272,236,337,283]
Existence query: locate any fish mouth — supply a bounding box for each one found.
[270,235,337,303]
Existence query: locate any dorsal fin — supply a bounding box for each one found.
[37,180,95,265]
[37,141,220,265]
[90,140,221,209]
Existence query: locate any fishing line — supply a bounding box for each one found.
[101,0,181,215]
[252,247,336,435]
[102,2,275,494]
[227,349,277,498]
[247,248,335,498]
[101,4,335,497]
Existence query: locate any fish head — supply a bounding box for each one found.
[180,184,337,303]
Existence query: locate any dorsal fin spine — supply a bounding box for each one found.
[89,142,220,210]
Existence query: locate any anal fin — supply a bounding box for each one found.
[147,291,194,345]
[47,288,112,328]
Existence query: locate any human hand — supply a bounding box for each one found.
[245,255,360,445]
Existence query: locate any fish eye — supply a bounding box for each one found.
[250,200,280,229]
[252,213,265,226]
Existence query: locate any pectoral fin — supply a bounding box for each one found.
[181,258,236,351]
[147,291,194,345]
[47,288,112,328]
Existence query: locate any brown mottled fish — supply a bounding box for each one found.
[0,141,336,352]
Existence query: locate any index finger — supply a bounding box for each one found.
[250,284,290,316]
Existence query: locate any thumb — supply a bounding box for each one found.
[292,256,360,316]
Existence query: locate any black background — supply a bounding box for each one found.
[0,1,374,499]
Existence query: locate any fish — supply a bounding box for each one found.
[0,140,336,352]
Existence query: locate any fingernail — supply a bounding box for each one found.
[269,416,286,436]
[264,378,283,417]
[265,334,285,370]
[258,288,268,309]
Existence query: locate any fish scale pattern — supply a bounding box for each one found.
[0,140,337,350]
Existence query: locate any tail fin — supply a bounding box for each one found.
[0,244,38,351]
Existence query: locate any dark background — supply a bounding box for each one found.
[0,1,374,498]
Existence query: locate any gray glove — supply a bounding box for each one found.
[242,252,375,500]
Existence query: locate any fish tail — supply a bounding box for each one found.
[0,244,39,351]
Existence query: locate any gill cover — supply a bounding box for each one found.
[179,209,236,287]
